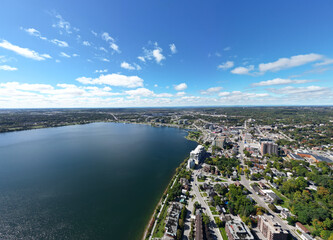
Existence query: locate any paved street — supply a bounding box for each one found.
[192,170,223,240]
[239,129,301,240]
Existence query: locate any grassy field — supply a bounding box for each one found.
[152,204,169,238]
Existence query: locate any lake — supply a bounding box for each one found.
[0,122,197,240]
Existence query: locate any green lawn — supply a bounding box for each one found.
[210,206,216,212]
[152,204,168,238]
[220,227,228,240]
[270,188,290,208]
[197,177,206,182]
[202,192,208,197]
[214,217,228,240]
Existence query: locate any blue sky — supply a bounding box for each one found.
[0,0,332,107]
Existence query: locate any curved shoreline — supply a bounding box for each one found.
[141,136,199,240]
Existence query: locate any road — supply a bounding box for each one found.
[192,170,223,240]
[239,128,300,240]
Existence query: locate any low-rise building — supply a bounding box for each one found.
[225,217,254,240]
[257,214,289,240]
[164,203,183,238]
[301,233,314,240]
[296,222,310,235]
[195,211,203,240]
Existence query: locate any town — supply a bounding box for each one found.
[0,107,332,240]
[139,107,333,240]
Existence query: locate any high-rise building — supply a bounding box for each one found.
[190,145,206,165]
[261,141,278,155]
[257,214,289,240]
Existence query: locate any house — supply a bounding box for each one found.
[296,222,310,234]
[258,182,268,189]
[280,209,292,219]
[263,190,281,203]
[252,184,261,195]
[216,205,222,213]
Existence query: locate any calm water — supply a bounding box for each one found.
[0,123,196,240]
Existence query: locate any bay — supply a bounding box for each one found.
[0,122,197,240]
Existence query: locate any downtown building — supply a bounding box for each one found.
[261,141,278,156]
[187,145,206,168]
[257,214,289,240]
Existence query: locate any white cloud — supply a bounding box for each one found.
[125,88,154,97]
[140,44,166,64]
[22,27,69,47]
[95,69,108,73]
[0,56,10,63]
[259,53,323,72]
[224,46,231,51]
[59,52,71,58]
[176,91,186,96]
[231,65,254,75]
[170,43,177,54]
[52,13,75,34]
[152,48,165,63]
[218,91,270,102]
[101,58,110,62]
[0,82,54,91]
[218,92,230,97]
[101,32,114,42]
[154,84,158,87]
[125,87,173,98]
[133,63,141,70]
[217,61,234,70]
[99,47,108,52]
[121,62,141,70]
[110,43,120,53]
[0,40,51,61]
[91,30,97,36]
[101,32,120,53]
[137,56,145,62]
[252,78,314,86]
[76,73,144,88]
[72,53,79,57]
[121,62,135,70]
[82,41,91,46]
[50,39,68,47]
[174,83,187,91]
[200,87,223,95]
[0,65,18,71]
[314,58,333,67]
[268,85,329,95]
[23,28,46,40]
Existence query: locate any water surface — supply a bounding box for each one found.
[0,123,196,240]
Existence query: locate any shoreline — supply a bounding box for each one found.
[0,120,199,239]
[141,135,200,240]
[0,120,195,135]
